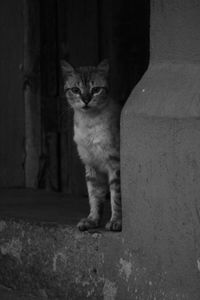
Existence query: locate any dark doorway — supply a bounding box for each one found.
[0,0,149,193]
[38,0,150,195]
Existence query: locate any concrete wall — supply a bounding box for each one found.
[151,0,200,63]
[121,0,200,298]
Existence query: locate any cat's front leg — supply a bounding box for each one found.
[106,165,122,232]
[77,166,107,231]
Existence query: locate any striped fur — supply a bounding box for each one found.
[61,60,122,231]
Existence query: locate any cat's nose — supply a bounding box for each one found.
[82,94,92,104]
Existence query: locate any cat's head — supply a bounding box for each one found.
[61,60,110,113]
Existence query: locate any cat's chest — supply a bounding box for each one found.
[74,123,109,148]
[74,122,110,164]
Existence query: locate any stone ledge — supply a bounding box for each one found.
[0,189,123,300]
[0,285,42,300]
[0,217,118,299]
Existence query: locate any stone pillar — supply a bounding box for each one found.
[121,0,200,298]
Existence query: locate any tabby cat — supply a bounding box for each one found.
[61,60,122,231]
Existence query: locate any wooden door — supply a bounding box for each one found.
[0,0,149,192]
[0,0,25,187]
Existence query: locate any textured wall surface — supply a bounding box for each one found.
[121,0,200,298]
[150,0,200,63]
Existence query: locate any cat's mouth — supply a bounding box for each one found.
[82,105,90,110]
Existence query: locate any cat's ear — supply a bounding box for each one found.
[97,59,109,74]
[60,60,75,79]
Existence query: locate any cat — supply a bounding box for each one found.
[61,59,122,231]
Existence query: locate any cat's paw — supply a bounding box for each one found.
[77,218,100,231]
[105,219,122,232]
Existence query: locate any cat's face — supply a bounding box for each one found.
[61,60,109,113]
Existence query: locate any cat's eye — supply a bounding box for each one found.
[91,87,102,94]
[71,87,81,94]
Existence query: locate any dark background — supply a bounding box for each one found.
[0,0,150,195]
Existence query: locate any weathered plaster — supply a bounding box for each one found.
[0,221,7,232]
[103,279,117,300]
[119,258,132,282]
[0,218,122,299]
[0,238,22,263]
